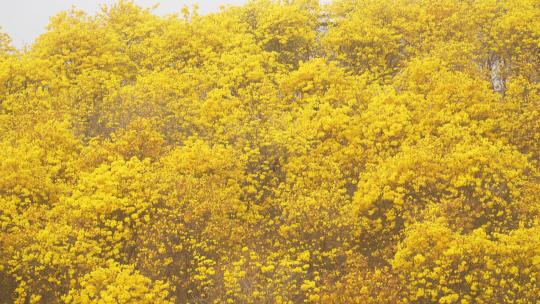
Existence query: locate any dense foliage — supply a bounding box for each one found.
[1,0,539,303]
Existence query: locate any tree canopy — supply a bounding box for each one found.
[0,0,539,303]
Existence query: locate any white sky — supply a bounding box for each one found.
[0,0,248,48]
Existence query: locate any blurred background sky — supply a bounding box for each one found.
[0,0,248,48]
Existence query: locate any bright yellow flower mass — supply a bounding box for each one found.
[0,0,539,303]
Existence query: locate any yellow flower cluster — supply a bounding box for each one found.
[0,0,539,303]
